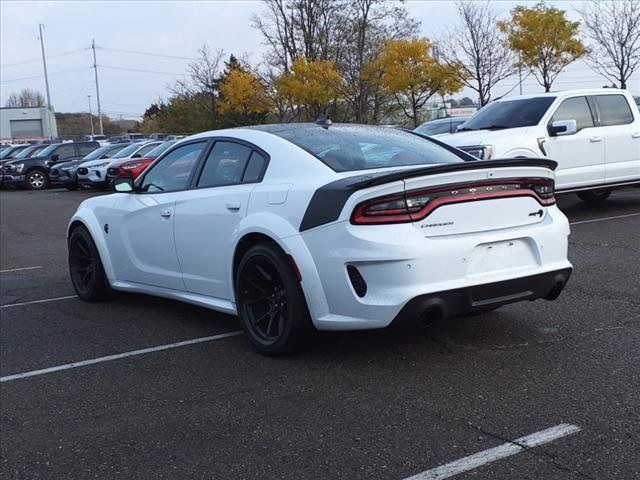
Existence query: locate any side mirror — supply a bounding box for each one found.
[113,178,134,193]
[132,153,141,158]
[548,119,577,137]
[51,154,59,162]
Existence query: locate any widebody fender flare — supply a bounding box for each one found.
[229,212,330,323]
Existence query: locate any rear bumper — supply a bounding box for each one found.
[392,267,572,326]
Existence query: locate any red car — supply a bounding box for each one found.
[106,140,175,183]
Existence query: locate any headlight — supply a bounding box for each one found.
[13,163,24,173]
[459,145,494,160]
[121,162,143,170]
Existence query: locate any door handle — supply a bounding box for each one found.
[632,132,640,139]
[160,209,171,218]
[226,201,241,211]
[589,136,602,143]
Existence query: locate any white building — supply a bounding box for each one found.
[0,107,58,142]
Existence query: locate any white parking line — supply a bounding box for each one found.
[0,295,77,309]
[403,423,581,480]
[0,330,243,383]
[570,212,640,225]
[0,265,43,274]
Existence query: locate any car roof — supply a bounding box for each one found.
[496,88,628,102]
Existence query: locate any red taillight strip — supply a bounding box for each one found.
[351,178,555,225]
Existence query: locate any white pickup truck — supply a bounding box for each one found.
[437,89,640,202]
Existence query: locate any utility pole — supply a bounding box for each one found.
[38,24,52,113]
[518,53,523,95]
[91,39,104,135]
[87,95,94,136]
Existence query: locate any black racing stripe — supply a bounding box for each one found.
[299,158,558,232]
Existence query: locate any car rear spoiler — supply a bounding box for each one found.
[300,158,558,232]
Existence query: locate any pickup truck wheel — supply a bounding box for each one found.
[235,243,312,356]
[577,188,612,203]
[25,170,48,190]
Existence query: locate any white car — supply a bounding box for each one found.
[437,89,640,202]
[68,124,572,355]
[76,141,163,189]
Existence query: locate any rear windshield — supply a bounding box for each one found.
[460,97,556,131]
[262,125,464,172]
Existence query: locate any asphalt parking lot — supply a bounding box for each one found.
[1,187,639,480]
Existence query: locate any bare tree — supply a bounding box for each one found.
[5,88,46,108]
[577,0,640,89]
[171,45,225,128]
[252,0,344,71]
[440,1,515,106]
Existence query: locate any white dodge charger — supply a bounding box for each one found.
[68,123,573,355]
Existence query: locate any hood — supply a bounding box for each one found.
[436,126,531,147]
[56,159,86,169]
[79,158,115,168]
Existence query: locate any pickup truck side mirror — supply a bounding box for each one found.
[50,154,59,162]
[548,119,577,137]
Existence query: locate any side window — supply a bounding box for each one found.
[551,96,594,131]
[594,95,634,126]
[197,141,251,188]
[77,144,96,156]
[140,142,205,193]
[56,144,76,159]
[243,151,267,183]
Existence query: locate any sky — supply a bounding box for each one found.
[1,0,638,120]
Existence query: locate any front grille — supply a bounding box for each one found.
[77,167,88,175]
[347,265,367,297]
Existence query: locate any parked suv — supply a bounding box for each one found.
[49,143,129,190]
[1,141,99,190]
[437,89,640,202]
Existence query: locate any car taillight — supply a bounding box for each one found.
[351,177,555,225]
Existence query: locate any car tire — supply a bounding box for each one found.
[577,188,612,203]
[25,169,48,190]
[235,243,313,356]
[68,225,113,302]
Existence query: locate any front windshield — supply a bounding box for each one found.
[261,124,464,172]
[34,144,60,157]
[111,143,142,158]
[13,146,39,159]
[414,120,451,136]
[145,141,175,158]
[460,97,556,131]
[104,144,128,158]
[82,145,110,160]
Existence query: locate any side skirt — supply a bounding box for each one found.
[557,179,640,194]
[110,280,237,315]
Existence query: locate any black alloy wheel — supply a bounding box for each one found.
[68,226,113,301]
[236,243,312,355]
[577,188,612,203]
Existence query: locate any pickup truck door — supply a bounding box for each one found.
[591,94,640,184]
[544,95,605,190]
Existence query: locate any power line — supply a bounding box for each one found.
[0,67,90,84]
[96,46,197,61]
[0,48,89,68]
[98,65,185,76]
